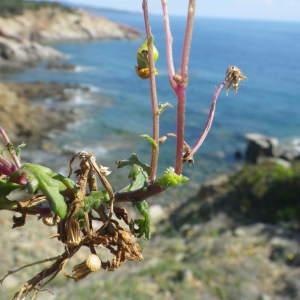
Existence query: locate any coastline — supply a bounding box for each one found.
[0,6,142,70]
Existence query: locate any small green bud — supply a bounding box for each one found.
[135,36,159,79]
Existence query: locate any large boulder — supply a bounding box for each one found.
[0,35,65,70]
[245,133,280,164]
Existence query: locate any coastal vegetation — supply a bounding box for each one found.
[0,0,299,299]
[0,0,72,17]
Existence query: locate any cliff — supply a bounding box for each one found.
[0,7,142,69]
[0,81,84,144]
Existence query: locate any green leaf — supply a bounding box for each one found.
[0,180,24,196]
[116,153,150,175]
[155,167,189,188]
[137,51,148,69]
[10,163,77,219]
[156,102,173,116]
[74,190,110,226]
[0,195,19,210]
[0,148,6,158]
[132,200,151,240]
[52,173,78,194]
[120,164,148,192]
[15,142,26,160]
[140,134,158,148]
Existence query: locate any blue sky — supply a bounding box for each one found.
[64,0,300,22]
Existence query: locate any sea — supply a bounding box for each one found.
[1,7,300,198]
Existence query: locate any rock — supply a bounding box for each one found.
[6,81,88,101]
[149,205,166,223]
[0,35,65,70]
[0,41,14,59]
[280,140,300,161]
[46,61,76,71]
[234,150,242,160]
[198,174,228,198]
[258,293,272,300]
[183,269,194,282]
[0,81,82,144]
[257,157,292,168]
[245,133,280,164]
[234,223,266,237]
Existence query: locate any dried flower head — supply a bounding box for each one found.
[66,218,81,246]
[225,66,247,95]
[99,165,111,176]
[42,215,59,227]
[72,254,101,281]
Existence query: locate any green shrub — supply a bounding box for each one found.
[228,161,300,223]
[0,0,72,17]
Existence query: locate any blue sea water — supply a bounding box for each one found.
[2,9,300,188]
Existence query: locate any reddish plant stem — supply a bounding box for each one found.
[174,85,186,175]
[0,126,21,169]
[142,0,159,182]
[180,0,196,80]
[185,80,227,160]
[174,0,196,175]
[115,182,165,203]
[161,0,176,90]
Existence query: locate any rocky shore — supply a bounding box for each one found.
[0,7,141,70]
[0,81,88,146]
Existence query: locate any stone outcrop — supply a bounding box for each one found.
[0,35,64,70]
[0,81,86,144]
[245,133,280,164]
[45,61,76,71]
[245,133,300,164]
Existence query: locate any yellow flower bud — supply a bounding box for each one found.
[135,37,159,79]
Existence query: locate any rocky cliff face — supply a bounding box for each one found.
[0,35,64,70]
[0,7,142,69]
[0,81,83,144]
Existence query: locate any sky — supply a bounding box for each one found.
[63,0,300,22]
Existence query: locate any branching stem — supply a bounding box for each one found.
[142,0,159,182]
[180,0,196,81]
[0,126,21,170]
[174,0,196,175]
[161,0,176,89]
[185,80,227,160]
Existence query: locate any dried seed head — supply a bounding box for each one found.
[86,254,101,272]
[66,218,81,246]
[99,165,111,176]
[42,215,59,227]
[72,254,101,281]
[224,66,247,95]
[173,74,182,84]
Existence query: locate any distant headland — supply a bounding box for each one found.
[0,0,142,70]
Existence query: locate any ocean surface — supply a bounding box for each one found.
[1,8,300,194]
